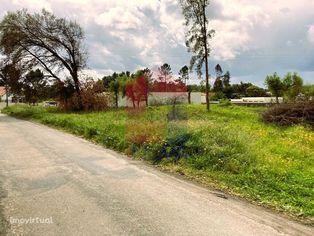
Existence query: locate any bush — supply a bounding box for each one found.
[218,99,231,107]
[59,79,109,111]
[262,101,314,128]
[153,133,191,163]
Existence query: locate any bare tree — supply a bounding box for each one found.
[0,9,87,107]
[180,0,215,111]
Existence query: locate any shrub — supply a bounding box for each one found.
[126,121,167,145]
[153,133,191,163]
[262,101,314,128]
[59,79,109,111]
[218,98,231,107]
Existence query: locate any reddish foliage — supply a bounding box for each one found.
[151,81,187,93]
[125,75,149,108]
[125,75,188,108]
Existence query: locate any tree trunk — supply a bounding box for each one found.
[72,72,82,109]
[188,92,191,104]
[5,84,9,107]
[203,5,210,111]
[115,92,118,108]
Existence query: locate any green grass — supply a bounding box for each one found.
[2,104,314,224]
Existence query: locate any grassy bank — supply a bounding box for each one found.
[2,104,314,224]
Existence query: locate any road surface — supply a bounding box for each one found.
[0,103,6,110]
[0,114,313,235]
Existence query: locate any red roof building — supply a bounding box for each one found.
[0,87,6,97]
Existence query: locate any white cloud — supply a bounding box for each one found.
[209,0,271,60]
[1,0,314,84]
[95,7,144,30]
[12,0,51,11]
[80,69,105,80]
[308,25,314,43]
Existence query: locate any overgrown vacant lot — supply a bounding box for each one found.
[3,104,314,223]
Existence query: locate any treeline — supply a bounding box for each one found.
[265,72,314,103]
[0,9,313,112]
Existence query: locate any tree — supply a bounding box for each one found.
[133,75,149,107]
[282,72,303,101]
[134,68,152,106]
[125,80,136,108]
[215,64,223,78]
[102,73,118,90]
[23,69,48,104]
[103,72,135,108]
[158,63,172,83]
[0,59,22,107]
[109,80,120,108]
[180,0,215,111]
[0,62,11,107]
[157,63,173,93]
[303,84,314,100]
[265,73,283,103]
[222,71,231,88]
[54,78,76,107]
[213,78,223,92]
[213,64,223,93]
[230,82,252,98]
[0,9,87,108]
[246,85,268,97]
[178,65,191,103]
[213,65,232,97]
[179,65,189,85]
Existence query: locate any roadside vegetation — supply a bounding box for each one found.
[3,104,314,224]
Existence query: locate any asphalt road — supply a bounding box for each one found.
[0,114,313,236]
[0,103,6,110]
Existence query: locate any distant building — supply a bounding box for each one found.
[111,92,205,108]
[231,97,283,105]
[0,86,13,102]
[0,86,7,102]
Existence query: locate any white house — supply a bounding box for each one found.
[111,92,205,108]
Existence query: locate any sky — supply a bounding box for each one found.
[0,0,314,86]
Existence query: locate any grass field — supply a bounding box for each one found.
[2,104,314,224]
